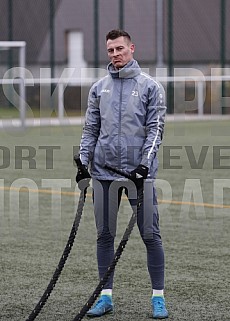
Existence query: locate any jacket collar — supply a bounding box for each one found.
[107,59,141,79]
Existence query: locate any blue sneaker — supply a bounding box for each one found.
[86,295,114,317]
[151,296,168,319]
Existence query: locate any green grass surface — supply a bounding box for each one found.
[0,120,230,320]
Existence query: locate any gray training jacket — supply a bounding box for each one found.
[79,59,166,180]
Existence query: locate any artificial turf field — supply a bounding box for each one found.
[0,119,230,321]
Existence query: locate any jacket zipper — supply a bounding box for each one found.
[118,78,124,168]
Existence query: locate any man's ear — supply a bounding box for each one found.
[130,43,135,54]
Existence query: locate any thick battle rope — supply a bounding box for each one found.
[25,185,88,321]
[72,165,142,321]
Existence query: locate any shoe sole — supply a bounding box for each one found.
[86,309,114,318]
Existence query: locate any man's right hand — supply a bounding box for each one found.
[75,156,91,183]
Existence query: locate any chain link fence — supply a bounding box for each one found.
[0,0,229,117]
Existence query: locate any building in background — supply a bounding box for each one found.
[0,0,229,114]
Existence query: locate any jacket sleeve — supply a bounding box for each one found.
[79,84,101,166]
[140,82,166,168]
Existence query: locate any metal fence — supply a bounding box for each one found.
[0,72,230,128]
[0,0,229,117]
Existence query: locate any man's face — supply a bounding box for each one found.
[107,36,135,69]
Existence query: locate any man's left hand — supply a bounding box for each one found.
[130,164,148,188]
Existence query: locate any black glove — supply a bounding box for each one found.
[75,157,91,183]
[130,164,148,188]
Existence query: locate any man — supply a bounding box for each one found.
[76,29,168,319]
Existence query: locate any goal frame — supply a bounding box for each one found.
[0,41,26,127]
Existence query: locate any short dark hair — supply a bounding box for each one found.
[106,29,132,42]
